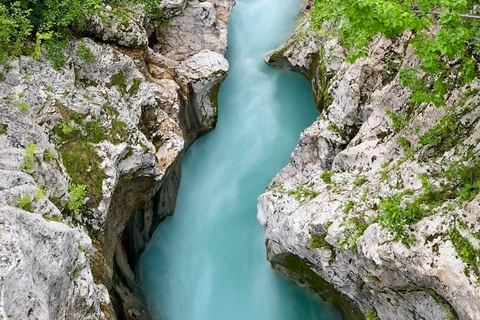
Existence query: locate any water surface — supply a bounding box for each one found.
[140,0,342,319]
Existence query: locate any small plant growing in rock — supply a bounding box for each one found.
[288,186,319,203]
[75,42,94,63]
[386,109,406,132]
[365,308,380,320]
[34,188,45,201]
[128,77,142,96]
[17,195,33,212]
[43,149,55,162]
[108,71,127,95]
[448,228,479,270]
[343,200,355,214]
[20,142,37,174]
[66,184,87,215]
[320,170,334,184]
[327,122,347,140]
[0,123,7,135]
[353,175,368,186]
[14,101,28,113]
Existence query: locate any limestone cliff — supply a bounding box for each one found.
[0,0,233,319]
[259,3,480,320]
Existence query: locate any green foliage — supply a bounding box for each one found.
[66,183,86,215]
[85,121,105,143]
[310,234,331,249]
[386,109,406,132]
[112,5,132,26]
[361,188,369,202]
[311,0,480,106]
[17,195,33,212]
[327,122,347,140]
[0,0,163,64]
[0,123,7,135]
[55,122,78,137]
[310,234,336,264]
[343,200,355,214]
[353,175,367,187]
[0,2,32,63]
[288,186,319,203]
[379,190,419,244]
[446,157,480,201]
[14,101,28,112]
[108,71,127,95]
[397,136,411,150]
[34,188,45,201]
[448,228,479,269]
[110,119,129,143]
[43,149,55,162]
[20,142,37,173]
[128,77,142,96]
[59,137,106,206]
[321,170,334,184]
[365,308,380,320]
[419,114,462,148]
[76,42,94,63]
[122,173,134,182]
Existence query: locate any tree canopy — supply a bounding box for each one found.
[311,0,480,105]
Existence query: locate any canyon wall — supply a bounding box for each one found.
[0,1,233,319]
[259,3,480,320]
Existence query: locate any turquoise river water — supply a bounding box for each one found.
[139,0,343,319]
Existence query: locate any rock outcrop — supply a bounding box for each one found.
[259,3,480,320]
[0,0,233,319]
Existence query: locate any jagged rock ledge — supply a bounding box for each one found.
[259,2,480,320]
[0,1,234,319]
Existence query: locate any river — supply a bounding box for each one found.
[139,0,342,319]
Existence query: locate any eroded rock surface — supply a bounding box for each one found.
[259,4,480,320]
[0,1,233,319]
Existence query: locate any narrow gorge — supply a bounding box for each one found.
[1,0,480,319]
[140,0,344,319]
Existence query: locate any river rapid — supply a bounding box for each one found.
[140,1,343,319]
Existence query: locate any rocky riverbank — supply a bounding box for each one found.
[0,1,233,319]
[259,2,480,320]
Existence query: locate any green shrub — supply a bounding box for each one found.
[288,186,319,203]
[0,0,163,64]
[34,188,45,201]
[386,109,406,132]
[59,138,106,206]
[14,101,28,112]
[17,195,33,212]
[66,183,87,215]
[311,0,479,106]
[320,170,334,184]
[327,122,347,140]
[76,42,94,63]
[343,200,355,214]
[85,121,105,143]
[448,229,479,269]
[353,175,367,187]
[110,119,129,143]
[20,142,37,173]
[128,77,142,96]
[108,71,127,95]
[446,157,480,201]
[0,123,7,135]
[365,308,380,320]
[43,149,56,162]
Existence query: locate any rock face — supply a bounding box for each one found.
[0,1,233,319]
[259,3,480,320]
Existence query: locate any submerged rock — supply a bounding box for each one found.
[259,3,480,320]
[0,0,233,319]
